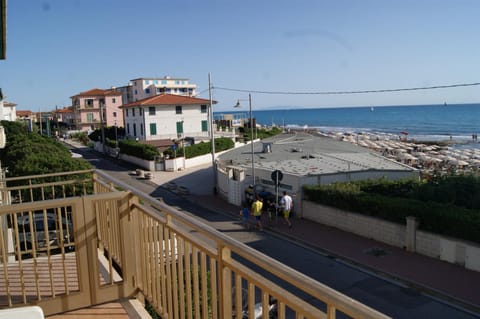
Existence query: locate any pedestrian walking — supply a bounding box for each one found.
[251,196,264,231]
[280,191,293,229]
[239,203,250,229]
[265,198,275,223]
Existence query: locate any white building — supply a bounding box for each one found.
[0,89,16,121]
[117,76,197,104]
[121,93,214,141]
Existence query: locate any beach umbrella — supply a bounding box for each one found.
[456,160,470,167]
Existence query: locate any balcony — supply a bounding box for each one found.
[0,170,390,318]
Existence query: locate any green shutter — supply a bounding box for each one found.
[201,120,208,132]
[176,121,183,134]
[150,123,157,135]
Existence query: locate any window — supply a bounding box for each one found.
[113,111,117,117]
[134,89,138,95]
[145,80,150,85]
[154,80,158,84]
[139,108,142,115]
[84,99,93,107]
[201,120,208,132]
[150,123,157,135]
[201,105,207,113]
[132,108,135,116]
[145,88,150,94]
[112,98,116,103]
[133,123,137,136]
[149,107,156,115]
[175,105,182,114]
[126,109,129,117]
[140,123,144,136]
[127,123,130,134]
[87,113,94,122]
[161,80,167,85]
[176,121,183,134]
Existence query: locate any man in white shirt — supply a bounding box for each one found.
[280,191,293,228]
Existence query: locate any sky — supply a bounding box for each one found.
[1,0,480,112]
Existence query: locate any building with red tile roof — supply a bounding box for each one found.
[70,88,123,132]
[120,93,215,142]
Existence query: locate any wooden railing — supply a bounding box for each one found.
[0,170,391,318]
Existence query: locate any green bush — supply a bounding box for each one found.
[119,139,159,160]
[164,137,234,159]
[240,126,282,142]
[0,121,91,177]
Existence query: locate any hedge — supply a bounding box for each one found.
[303,178,480,243]
[164,137,234,159]
[118,140,159,160]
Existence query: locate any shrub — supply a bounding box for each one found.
[119,139,159,160]
[303,177,480,243]
[164,137,234,159]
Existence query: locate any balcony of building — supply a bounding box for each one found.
[0,170,390,319]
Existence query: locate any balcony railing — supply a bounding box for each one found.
[0,170,390,318]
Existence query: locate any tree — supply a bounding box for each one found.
[0,121,91,177]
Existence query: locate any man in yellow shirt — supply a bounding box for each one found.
[251,197,264,231]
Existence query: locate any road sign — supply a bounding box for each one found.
[271,170,283,182]
[172,144,177,151]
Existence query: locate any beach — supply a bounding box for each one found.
[318,130,480,177]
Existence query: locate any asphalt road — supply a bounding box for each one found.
[70,144,480,319]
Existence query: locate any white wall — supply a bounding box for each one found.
[302,201,480,272]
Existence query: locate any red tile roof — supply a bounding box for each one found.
[16,110,33,117]
[71,88,122,98]
[55,107,73,113]
[121,94,215,108]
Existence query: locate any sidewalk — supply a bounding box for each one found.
[188,192,480,314]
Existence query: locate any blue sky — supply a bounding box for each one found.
[1,0,480,112]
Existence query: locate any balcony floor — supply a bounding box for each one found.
[46,302,130,319]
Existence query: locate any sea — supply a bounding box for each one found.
[218,103,480,149]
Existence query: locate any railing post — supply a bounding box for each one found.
[92,172,99,194]
[219,244,232,319]
[119,192,138,296]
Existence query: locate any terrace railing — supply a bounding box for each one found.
[0,170,390,319]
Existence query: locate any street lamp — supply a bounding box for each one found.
[208,73,217,194]
[234,93,255,184]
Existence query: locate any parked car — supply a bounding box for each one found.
[16,210,74,257]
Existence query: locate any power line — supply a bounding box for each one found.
[213,82,480,95]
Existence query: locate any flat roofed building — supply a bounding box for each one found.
[117,76,197,105]
[217,131,419,212]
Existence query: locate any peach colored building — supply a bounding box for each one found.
[70,88,124,132]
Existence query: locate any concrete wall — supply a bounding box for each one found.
[119,153,155,171]
[302,201,480,272]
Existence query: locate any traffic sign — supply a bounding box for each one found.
[271,170,283,182]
